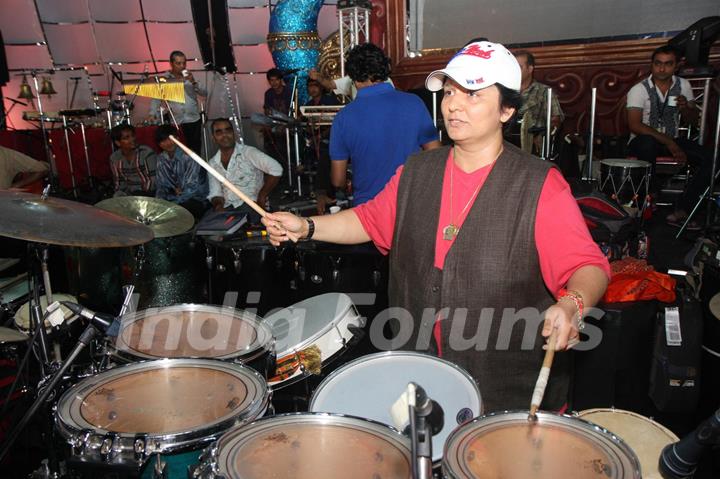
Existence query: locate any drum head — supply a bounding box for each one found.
[14,293,77,331]
[264,292,357,357]
[601,159,651,168]
[207,413,411,479]
[114,304,272,361]
[309,351,482,462]
[56,359,269,452]
[577,409,678,479]
[0,326,27,343]
[443,411,641,479]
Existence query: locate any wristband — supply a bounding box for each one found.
[305,217,315,239]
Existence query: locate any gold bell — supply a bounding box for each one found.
[18,75,35,100]
[39,77,57,96]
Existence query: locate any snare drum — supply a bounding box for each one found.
[111,304,275,378]
[443,411,641,479]
[577,408,679,479]
[264,293,365,388]
[309,351,482,463]
[599,159,651,215]
[55,358,270,478]
[13,293,79,333]
[191,413,412,479]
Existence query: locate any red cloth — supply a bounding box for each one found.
[354,149,611,295]
[603,258,677,303]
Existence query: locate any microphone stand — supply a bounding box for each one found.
[409,403,434,479]
[0,317,102,462]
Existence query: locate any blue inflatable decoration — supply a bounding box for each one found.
[267,0,324,107]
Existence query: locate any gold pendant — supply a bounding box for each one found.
[442,224,458,241]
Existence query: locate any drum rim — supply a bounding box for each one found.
[576,407,680,441]
[113,303,274,361]
[309,350,482,414]
[0,326,29,343]
[600,158,652,168]
[55,358,270,453]
[265,292,361,358]
[441,410,642,479]
[201,412,412,477]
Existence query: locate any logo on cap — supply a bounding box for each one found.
[461,45,495,60]
[466,77,484,85]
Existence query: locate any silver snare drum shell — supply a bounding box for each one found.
[442,410,641,479]
[264,293,366,388]
[55,358,270,467]
[309,351,482,463]
[111,304,275,376]
[191,412,412,479]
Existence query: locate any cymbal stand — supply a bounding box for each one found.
[79,121,95,189]
[61,115,78,198]
[30,71,59,190]
[583,88,598,181]
[677,92,720,237]
[35,240,62,363]
[285,75,303,197]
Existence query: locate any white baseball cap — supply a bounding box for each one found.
[425,41,521,92]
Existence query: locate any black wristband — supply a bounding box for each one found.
[306,217,315,239]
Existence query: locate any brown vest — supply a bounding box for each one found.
[388,143,569,412]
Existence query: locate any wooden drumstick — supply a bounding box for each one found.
[529,327,560,419]
[168,135,268,218]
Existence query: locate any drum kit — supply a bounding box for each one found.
[0,189,687,478]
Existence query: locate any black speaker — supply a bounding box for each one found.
[0,31,9,86]
[190,0,235,73]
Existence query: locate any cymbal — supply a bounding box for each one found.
[709,292,720,320]
[0,191,154,247]
[95,196,194,238]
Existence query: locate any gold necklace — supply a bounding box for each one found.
[442,146,502,241]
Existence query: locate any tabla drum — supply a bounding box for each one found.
[264,293,365,389]
[111,304,275,378]
[599,159,651,215]
[576,408,679,479]
[205,237,295,316]
[55,358,270,478]
[13,293,79,333]
[442,411,641,479]
[190,413,412,479]
[309,351,482,463]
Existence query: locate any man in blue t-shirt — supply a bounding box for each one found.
[329,44,440,205]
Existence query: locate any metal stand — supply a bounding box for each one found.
[30,71,59,190]
[410,407,433,479]
[676,91,720,238]
[583,87,598,181]
[338,2,371,77]
[79,122,95,189]
[61,115,78,198]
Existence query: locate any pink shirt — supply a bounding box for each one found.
[354,150,611,296]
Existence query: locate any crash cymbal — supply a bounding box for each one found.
[709,292,720,320]
[95,196,194,238]
[0,191,154,247]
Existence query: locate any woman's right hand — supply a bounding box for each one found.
[262,212,308,246]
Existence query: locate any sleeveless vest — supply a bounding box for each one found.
[388,143,569,412]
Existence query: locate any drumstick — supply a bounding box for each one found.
[529,327,560,419]
[168,135,268,218]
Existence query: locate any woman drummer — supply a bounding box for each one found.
[262,41,610,412]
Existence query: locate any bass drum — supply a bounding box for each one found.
[55,358,270,478]
[309,351,482,464]
[442,411,641,479]
[191,413,412,479]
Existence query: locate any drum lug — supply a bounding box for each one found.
[205,245,214,271]
[99,432,119,462]
[71,430,92,456]
[232,248,242,274]
[133,434,148,461]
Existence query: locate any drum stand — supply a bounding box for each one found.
[676,92,720,237]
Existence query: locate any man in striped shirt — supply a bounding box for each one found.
[109,124,157,196]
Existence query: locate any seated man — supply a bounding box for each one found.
[626,45,712,228]
[109,124,157,196]
[515,51,564,155]
[207,118,283,223]
[262,68,292,162]
[0,145,48,191]
[154,125,209,219]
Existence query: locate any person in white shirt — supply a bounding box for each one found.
[207,118,283,222]
[626,44,711,229]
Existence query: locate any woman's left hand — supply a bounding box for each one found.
[542,300,580,351]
